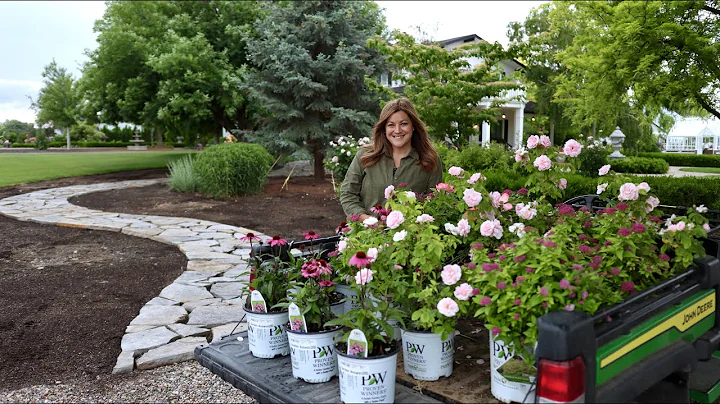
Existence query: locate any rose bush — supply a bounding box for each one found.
[324,135,372,182]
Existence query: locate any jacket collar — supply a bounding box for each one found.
[383,148,419,160]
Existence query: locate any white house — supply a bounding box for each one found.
[664,117,720,154]
[380,34,533,149]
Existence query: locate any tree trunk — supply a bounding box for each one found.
[592,121,597,138]
[549,120,555,145]
[156,128,164,147]
[312,142,325,180]
[214,124,222,144]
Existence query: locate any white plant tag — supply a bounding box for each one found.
[347,328,368,358]
[288,303,307,333]
[250,290,267,313]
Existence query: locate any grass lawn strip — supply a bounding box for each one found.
[678,167,720,174]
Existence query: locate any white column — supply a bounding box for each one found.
[697,133,703,155]
[514,107,524,149]
[481,122,490,144]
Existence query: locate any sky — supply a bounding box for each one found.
[0,1,544,125]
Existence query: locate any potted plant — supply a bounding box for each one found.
[241,234,297,358]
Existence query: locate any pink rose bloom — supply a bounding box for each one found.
[500,192,510,203]
[441,264,462,285]
[645,196,660,213]
[463,188,483,208]
[597,183,608,195]
[355,268,373,285]
[362,216,378,227]
[558,178,567,190]
[416,214,435,223]
[676,221,686,231]
[598,164,611,176]
[437,297,459,317]
[436,182,455,193]
[480,219,503,239]
[514,153,524,163]
[366,247,378,262]
[540,135,551,147]
[405,191,416,199]
[618,183,639,201]
[503,203,513,211]
[467,172,482,184]
[703,223,711,232]
[489,191,502,208]
[338,239,347,252]
[637,182,650,192]
[384,185,395,199]
[456,218,471,237]
[516,203,537,220]
[563,139,583,157]
[533,155,552,171]
[448,166,464,177]
[564,304,575,312]
[527,135,540,149]
[385,210,405,229]
[454,283,474,301]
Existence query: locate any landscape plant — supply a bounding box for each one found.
[324,135,371,184]
[167,154,197,193]
[193,142,273,198]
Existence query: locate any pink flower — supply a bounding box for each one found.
[448,166,465,177]
[491,327,501,336]
[338,239,347,253]
[441,264,462,285]
[621,281,635,293]
[516,203,538,220]
[563,139,583,157]
[366,247,379,262]
[539,286,549,296]
[480,297,492,306]
[514,255,526,263]
[564,304,575,311]
[658,254,670,261]
[238,232,261,243]
[467,172,482,184]
[703,223,711,232]
[454,283,474,301]
[533,155,552,171]
[349,342,365,356]
[513,313,521,321]
[610,268,621,275]
[456,218,471,237]
[303,231,319,240]
[514,299,522,305]
[645,196,660,213]
[384,185,395,199]
[597,183,608,195]
[355,268,374,285]
[268,235,288,247]
[416,213,435,223]
[436,182,455,193]
[463,188,483,208]
[618,183,639,201]
[540,135,552,147]
[437,297,459,317]
[349,214,361,222]
[349,251,372,268]
[617,228,631,236]
[598,164,611,176]
[637,182,650,192]
[558,178,567,190]
[398,182,409,187]
[632,223,646,233]
[480,219,503,239]
[482,263,499,272]
[559,279,570,289]
[497,282,507,290]
[527,135,540,149]
[581,291,588,299]
[386,210,405,229]
[318,280,336,287]
[362,216,378,228]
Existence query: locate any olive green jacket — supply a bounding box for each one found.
[339,148,444,217]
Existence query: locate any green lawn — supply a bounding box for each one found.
[0,151,194,187]
[679,167,720,174]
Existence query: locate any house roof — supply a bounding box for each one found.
[436,34,527,69]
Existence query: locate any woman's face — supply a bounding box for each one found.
[384,111,413,151]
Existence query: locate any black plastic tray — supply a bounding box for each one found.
[194,331,441,404]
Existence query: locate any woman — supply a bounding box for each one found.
[340,98,443,221]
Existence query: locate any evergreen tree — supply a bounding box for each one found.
[243,1,387,179]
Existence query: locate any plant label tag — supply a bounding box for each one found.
[347,329,368,358]
[250,290,267,313]
[288,303,307,333]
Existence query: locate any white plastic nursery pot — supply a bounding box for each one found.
[337,344,398,403]
[335,283,360,314]
[330,298,345,317]
[489,333,537,403]
[287,326,342,383]
[244,307,290,358]
[401,329,454,381]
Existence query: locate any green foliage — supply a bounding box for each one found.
[575,135,612,178]
[193,142,273,197]
[70,121,104,142]
[34,133,48,150]
[369,31,522,147]
[167,154,197,192]
[455,143,514,173]
[242,1,386,179]
[433,141,460,169]
[636,152,720,168]
[612,157,669,174]
[31,60,78,129]
[324,135,371,181]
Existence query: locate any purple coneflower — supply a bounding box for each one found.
[239,232,261,243]
[268,235,287,247]
[303,231,319,240]
[349,251,372,268]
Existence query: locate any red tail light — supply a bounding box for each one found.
[536,356,586,402]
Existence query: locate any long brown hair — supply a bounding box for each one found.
[360,98,440,173]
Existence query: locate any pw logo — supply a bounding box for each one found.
[313,345,334,359]
[362,371,387,386]
[406,342,425,354]
[269,325,284,336]
[441,340,453,353]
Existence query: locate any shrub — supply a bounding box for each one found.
[612,157,669,174]
[455,142,513,172]
[167,154,197,193]
[636,152,720,168]
[194,142,273,197]
[575,135,612,177]
[324,135,370,181]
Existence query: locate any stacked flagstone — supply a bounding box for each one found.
[0,179,268,374]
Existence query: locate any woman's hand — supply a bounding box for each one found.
[359,213,371,222]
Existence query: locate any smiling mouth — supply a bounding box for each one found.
[391,134,406,139]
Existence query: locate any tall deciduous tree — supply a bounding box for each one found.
[368,31,522,147]
[32,60,78,132]
[79,1,264,145]
[243,0,387,179]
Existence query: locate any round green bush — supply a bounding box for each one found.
[194,142,274,197]
[612,157,669,174]
[456,143,513,172]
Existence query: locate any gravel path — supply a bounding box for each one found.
[0,361,256,403]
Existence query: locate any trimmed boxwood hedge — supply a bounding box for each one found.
[636,152,720,168]
[611,157,669,174]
